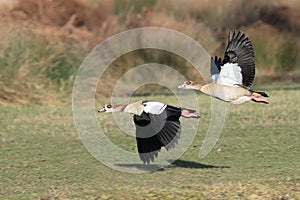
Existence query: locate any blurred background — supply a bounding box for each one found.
[0,0,299,105]
[1,1,300,198]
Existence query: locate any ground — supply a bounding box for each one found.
[1,83,299,199]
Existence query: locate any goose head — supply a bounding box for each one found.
[98,104,119,113]
[178,81,202,90]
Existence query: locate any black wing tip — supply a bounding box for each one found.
[237,85,269,98]
[136,121,181,164]
[139,151,159,164]
[181,107,197,113]
[135,105,183,164]
[210,56,222,73]
[226,29,256,87]
[228,29,251,44]
[257,91,269,97]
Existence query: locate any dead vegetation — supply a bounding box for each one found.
[5,0,299,48]
[0,0,299,105]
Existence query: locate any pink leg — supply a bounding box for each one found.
[250,96,269,104]
[181,113,200,119]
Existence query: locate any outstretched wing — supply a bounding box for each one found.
[133,105,181,164]
[210,56,222,82]
[222,30,255,87]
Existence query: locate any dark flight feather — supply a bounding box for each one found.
[210,56,222,76]
[222,30,255,87]
[133,105,181,164]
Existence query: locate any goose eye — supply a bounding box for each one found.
[106,104,112,109]
[186,81,191,85]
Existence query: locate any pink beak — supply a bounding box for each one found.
[178,84,185,89]
[98,108,106,113]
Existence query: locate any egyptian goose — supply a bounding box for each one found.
[178,30,269,104]
[98,100,200,164]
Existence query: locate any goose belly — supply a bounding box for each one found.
[222,86,250,101]
[201,83,251,101]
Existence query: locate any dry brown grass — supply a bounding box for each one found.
[0,25,85,105]
[0,0,299,105]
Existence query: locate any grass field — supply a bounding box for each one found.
[1,83,299,199]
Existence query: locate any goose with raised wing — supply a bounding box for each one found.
[178,30,269,104]
[98,100,200,164]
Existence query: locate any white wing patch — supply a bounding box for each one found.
[143,102,167,115]
[217,63,243,87]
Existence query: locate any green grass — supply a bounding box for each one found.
[1,83,300,199]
